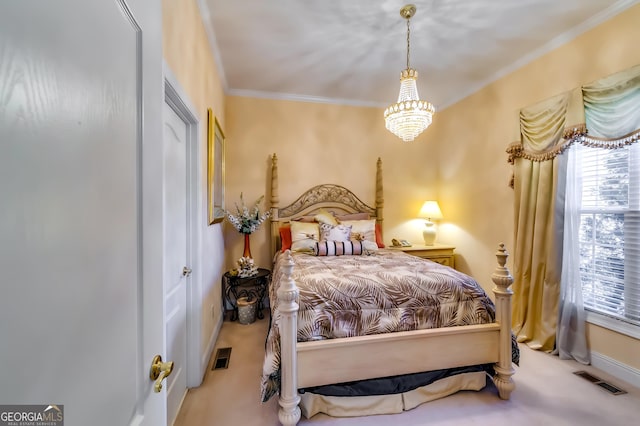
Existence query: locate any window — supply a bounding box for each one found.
[579,143,640,327]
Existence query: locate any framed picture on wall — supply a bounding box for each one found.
[208,108,225,225]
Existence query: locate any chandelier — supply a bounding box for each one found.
[384,4,435,142]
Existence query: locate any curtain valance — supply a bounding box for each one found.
[507,88,584,163]
[507,64,640,164]
[583,64,640,138]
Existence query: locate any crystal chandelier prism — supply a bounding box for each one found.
[384,4,435,142]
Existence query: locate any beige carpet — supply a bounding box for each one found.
[175,313,640,426]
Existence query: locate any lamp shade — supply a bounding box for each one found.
[418,201,443,220]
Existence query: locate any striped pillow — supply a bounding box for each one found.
[314,241,363,256]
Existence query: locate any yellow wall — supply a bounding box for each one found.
[163,0,225,124]
[163,0,226,360]
[430,4,640,369]
[224,97,440,270]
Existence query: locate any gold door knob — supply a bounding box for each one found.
[149,355,174,393]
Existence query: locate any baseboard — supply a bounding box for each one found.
[590,350,640,389]
[201,314,224,375]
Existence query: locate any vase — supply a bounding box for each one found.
[423,221,437,246]
[243,233,252,258]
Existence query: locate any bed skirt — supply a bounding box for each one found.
[299,371,487,419]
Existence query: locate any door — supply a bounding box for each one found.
[0,1,165,425]
[163,101,189,424]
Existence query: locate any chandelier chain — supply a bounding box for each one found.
[406,17,411,69]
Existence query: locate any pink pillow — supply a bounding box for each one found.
[337,212,370,221]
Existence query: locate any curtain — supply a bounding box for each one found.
[557,144,589,363]
[510,90,582,352]
[556,64,640,362]
[508,64,640,360]
[512,156,562,351]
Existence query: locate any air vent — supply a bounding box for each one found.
[573,371,627,395]
[212,347,232,370]
[573,371,600,383]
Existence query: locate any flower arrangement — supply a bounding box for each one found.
[224,193,270,235]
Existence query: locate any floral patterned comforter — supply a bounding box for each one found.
[260,249,509,402]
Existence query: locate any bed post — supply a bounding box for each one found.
[278,250,301,425]
[375,157,384,233]
[270,153,280,260]
[491,243,516,399]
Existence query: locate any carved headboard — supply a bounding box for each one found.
[269,154,384,258]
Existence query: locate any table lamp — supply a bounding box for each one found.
[418,201,443,246]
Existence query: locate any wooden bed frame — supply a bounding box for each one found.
[268,154,515,425]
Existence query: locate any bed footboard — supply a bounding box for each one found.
[277,245,515,425]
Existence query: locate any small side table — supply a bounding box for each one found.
[222,268,271,321]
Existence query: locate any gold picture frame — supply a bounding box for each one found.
[207,108,225,225]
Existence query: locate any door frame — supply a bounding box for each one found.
[163,63,204,388]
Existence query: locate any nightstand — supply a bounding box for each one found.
[222,268,271,321]
[388,243,456,269]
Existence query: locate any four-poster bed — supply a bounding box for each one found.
[264,154,516,425]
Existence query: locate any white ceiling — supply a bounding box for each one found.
[200,0,637,110]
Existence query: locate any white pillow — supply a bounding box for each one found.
[290,221,320,253]
[291,240,317,253]
[319,223,352,242]
[339,219,376,244]
[361,240,379,252]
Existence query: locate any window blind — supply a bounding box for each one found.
[579,144,640,325]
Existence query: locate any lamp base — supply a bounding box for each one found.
[423,222,437,246]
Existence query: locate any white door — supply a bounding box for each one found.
[0,1,165,425]
[163,101,189,424]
